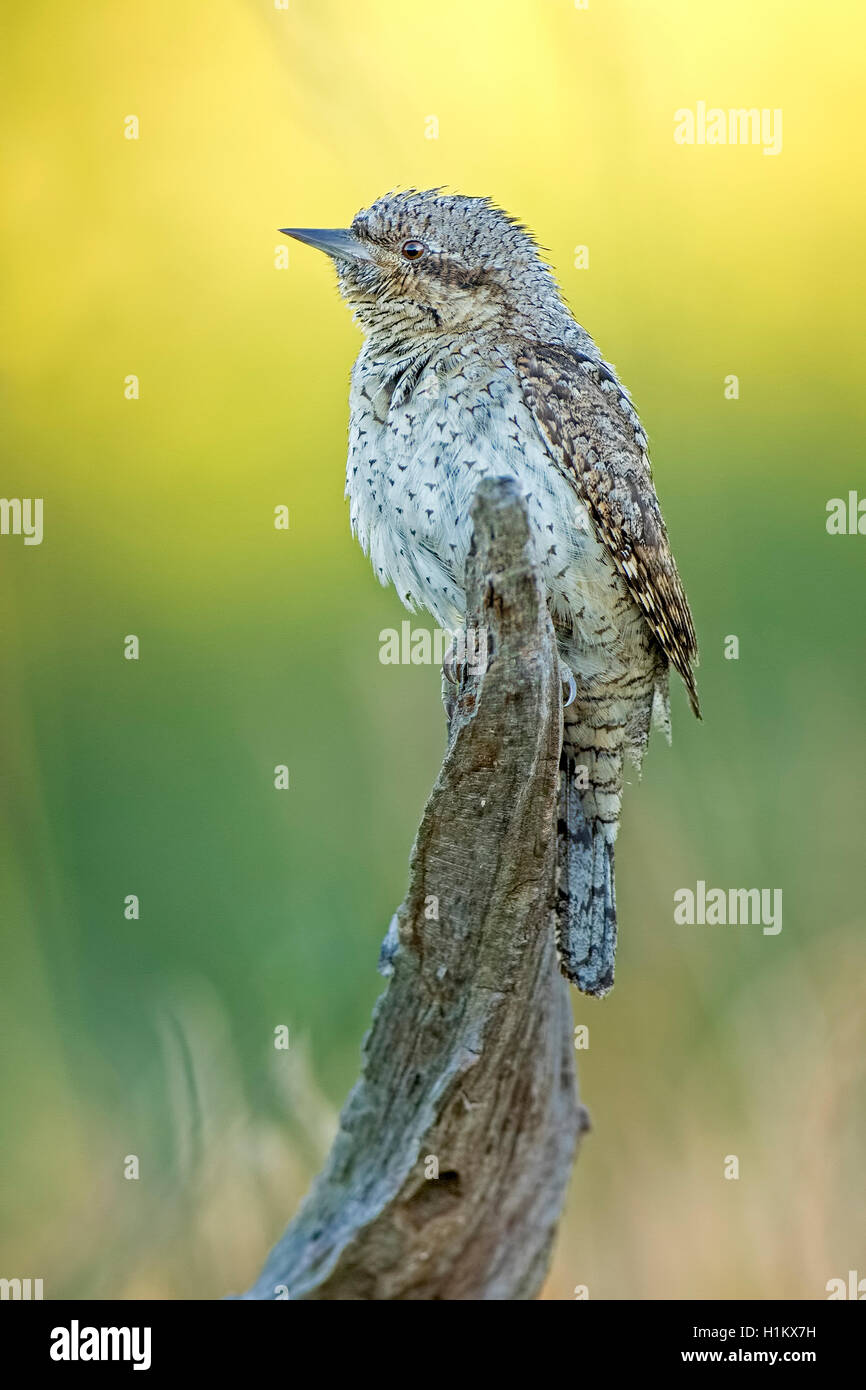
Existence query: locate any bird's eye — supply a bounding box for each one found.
[401,240,427,261]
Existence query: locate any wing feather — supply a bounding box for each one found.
[515,343,701,717]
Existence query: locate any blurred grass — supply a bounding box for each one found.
[1,0,864,1298]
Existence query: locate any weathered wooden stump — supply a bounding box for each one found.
[241,476,587,1301]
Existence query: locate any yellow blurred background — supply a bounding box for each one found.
[1,0,864,1298]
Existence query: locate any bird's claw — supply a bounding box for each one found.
[442,640,465,687]
[561,664,577,708]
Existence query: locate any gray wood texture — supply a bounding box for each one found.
[241,476,587,1301]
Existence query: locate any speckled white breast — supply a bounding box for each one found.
[346,339,634,675]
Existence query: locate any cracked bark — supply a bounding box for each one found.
[240,476,588,1301]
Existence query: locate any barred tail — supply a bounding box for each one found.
[555,736,623,998]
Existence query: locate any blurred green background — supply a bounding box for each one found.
[1,0,864,1299]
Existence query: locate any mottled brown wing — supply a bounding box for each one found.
[515,343,700,717]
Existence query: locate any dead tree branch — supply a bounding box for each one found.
[241,476,587,1301]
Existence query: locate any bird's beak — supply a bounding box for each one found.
[279,227,373,262]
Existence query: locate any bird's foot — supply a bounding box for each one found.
[561,662,578,708]
[442,638,466,687]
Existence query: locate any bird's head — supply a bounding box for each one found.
[281,188,563,350]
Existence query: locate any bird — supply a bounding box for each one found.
[281,189,700,997]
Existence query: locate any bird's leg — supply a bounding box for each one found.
[442,636,465,687]
[444,625,491,688]
[560,660,578,708]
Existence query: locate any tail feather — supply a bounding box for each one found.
[555,750,618,997]
[555,661,665,995]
